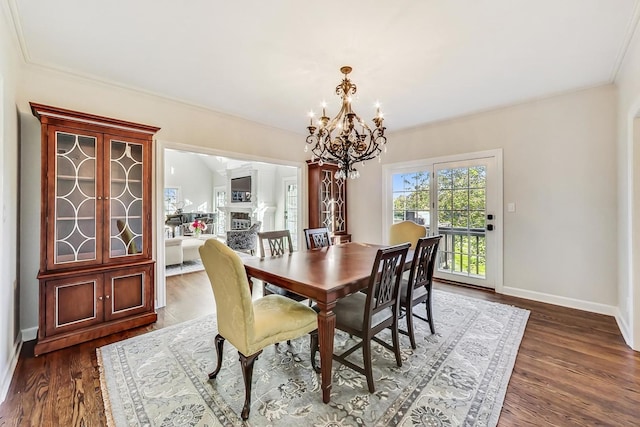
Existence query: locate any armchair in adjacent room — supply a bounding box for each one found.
[226,221,262,255]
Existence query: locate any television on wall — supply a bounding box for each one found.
[231,176,251,203]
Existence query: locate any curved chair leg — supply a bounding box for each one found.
[310,330,320,373]
[208,334,225,379]
[425,297,436,334]
[406,304,417,349]
[239,350,262,420]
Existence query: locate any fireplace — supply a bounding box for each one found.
[230,211,251,230]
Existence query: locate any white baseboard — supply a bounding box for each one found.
[21,326,37,342]
[501,286,618,316]
[615,311,634,349]
[0,335,23,404]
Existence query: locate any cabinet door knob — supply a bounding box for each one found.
[98,296,103,300]
[97,196,102,200]
[105,295,110,299]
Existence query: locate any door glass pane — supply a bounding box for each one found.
[54,132,97,264]
[391,172,430,226]
[437,165,486,278]
[285,182,298,251]
[110,140,144,257]
[215,190,226,235]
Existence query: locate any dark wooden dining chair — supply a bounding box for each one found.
[399,235,442,349]
[304,227,332,249]
[259,230,307,303]
[311,242,410,393]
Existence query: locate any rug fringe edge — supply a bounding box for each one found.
[96,347,117,427]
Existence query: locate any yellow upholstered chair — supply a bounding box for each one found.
[389,220,427,249]
[199,239,318,420]
[116,219,139,254]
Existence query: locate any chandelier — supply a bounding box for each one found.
[305,66,387,179]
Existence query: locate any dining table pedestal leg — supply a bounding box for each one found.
[316,301,336,404]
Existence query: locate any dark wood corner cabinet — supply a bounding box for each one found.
[31,103,160,356]
[307,160,351,244]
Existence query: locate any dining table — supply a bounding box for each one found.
[242,241,413,404]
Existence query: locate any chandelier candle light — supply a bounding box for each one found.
[305,66,387,180]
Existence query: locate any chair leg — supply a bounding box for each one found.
[310,330,320,373]
[363,337,375,393]
[406,304,417,350]
[239,350,262,420]
[391,318,403,368]
[426,297,436,334]
[208,334,225,379]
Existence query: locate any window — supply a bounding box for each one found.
[214,187,226,235]
[164,187,179,214]
[392,171,430,225]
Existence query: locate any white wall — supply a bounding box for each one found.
[164,150,214,213]
[615,23,640,350]
[0,1,22,403]
[350,85,618,314]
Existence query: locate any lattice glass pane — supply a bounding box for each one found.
[110,140,144,257]
[320,170,333,232]
[54,132,97,264]
[437,165,487,279]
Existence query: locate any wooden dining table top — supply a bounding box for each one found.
[242,241,412,303]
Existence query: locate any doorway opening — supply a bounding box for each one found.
[156,143,303,308]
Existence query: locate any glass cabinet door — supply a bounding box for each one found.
[319,167,347,234]
[107,137,147,259]
[51,129,101,267]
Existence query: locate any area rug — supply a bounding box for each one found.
[97,290,529,426]
[165,259,205,277]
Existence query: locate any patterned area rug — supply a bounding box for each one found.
[98,290,529,426]
[165,260,205,277]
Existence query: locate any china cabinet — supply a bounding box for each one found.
[31,103,160,355]
[307,160,351,244]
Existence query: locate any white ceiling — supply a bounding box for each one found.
[7,0,640,134]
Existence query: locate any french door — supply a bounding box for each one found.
[387,151,501,289]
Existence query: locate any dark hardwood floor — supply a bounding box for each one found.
[1,271,639,426]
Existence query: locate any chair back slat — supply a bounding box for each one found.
[304,227,332,249]
[365,243,410,325]
[407,235,442,294]
[258,230,294,258]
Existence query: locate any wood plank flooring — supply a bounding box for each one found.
[0,271,639,426]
